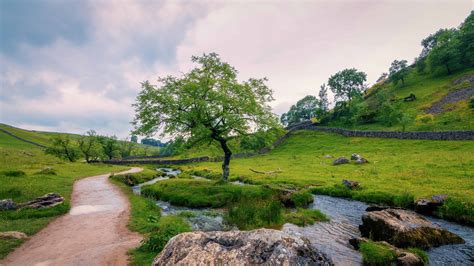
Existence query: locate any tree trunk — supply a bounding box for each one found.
[218,139,232,182]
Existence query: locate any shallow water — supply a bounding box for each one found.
[301,195,474,266]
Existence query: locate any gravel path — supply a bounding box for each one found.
[1,167,143,266]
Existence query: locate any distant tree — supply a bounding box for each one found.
[376,73,388,83]
[130,135,138,143]
[132,53,278,181]
[45,135,81,162]
[427,28,461,75]
[389,59,409,85]
[119,138,136,158]
[328,68,367,103]
[77,130,103,162]
[458,11,474,67]
[317,84,329,116]
[280,95,319,126]
[98,135,121,160]
[141,138,167,147]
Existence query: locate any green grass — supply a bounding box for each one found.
[0,130,127,258]
[111,167,165,186]
[359,241,397,266]
[284,208,329,227]
[181,130,474,224]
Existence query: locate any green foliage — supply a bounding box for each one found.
[119,138,136,158]
[389,59,410,85]
[45,135,81,162]
[436,198,474,226]
[359,241,397,266]
[112,169,159,186]
[379,101,403,127]
[427,28,462,75]
[77,130,103,162]
[141,179,272,208]
[469,96,474,108]
[133,53,280,181]
[328,68,367,102]
[280,95,319,126]
[240,128,285,151]
[139,216,190,252]
[226,199,283,230]
[98,135,121,160]
[290,190,314,208]
[284,208,328,226]
[407,248,429,266]
[185,169,222,180]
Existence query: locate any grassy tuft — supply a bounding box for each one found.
[359,240,397,266]
[290,190,314,208]
[226,199,283,230]
[284,208,329,226]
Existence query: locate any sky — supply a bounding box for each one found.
[0,0,472,139]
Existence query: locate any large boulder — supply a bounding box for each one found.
[333,157,349,165]
[20,193,64,209]
[0,199,17,210]
[153,229,333,265]
[359,208,464,249]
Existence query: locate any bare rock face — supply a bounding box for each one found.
[0,199,17,210]
[20,193,64,209]
[153,229,333,266]
[0,231,28,239]
[333,157,349,165]
[359,208,464,249]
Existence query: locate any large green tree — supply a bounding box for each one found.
[45,135,81,162]
[389,59,409,85]
[427,28,461,75]
[77,130,103,162]
[280,95,319,126]
[328,68,367,102]
[132,53,278,181]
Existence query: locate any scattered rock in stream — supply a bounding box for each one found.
[0,199,17,210]
[333,157,349,165]
[153,229,333,265]
[359,208,464,249]
[414,194,448,215]
[19,193,64,209]
[349,237,425,266]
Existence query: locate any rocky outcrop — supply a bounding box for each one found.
[342,180,360,190]
[333,157,349,165]
[0,231,28,239]
[414,194,448,215]
[20,193,64,209]
[359,208,464,249]
[349,238,424,266]
[0,199,17,210]
[153,229,333,265]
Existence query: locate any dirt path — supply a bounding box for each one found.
[1,167,143,266]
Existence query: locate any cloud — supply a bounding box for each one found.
[0,0,471,137]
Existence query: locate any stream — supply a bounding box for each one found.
[134,169,474,265]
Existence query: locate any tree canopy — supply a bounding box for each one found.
[132,53,278,181]
[280,95,319,126]
[328,68,367,102]
[389,59,409,85]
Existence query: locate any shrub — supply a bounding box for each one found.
[1,170,26,177]
[139,215,191,252]
[359,241,396,266]
[284,208,328,226]
[290,190,314,208]
[415,114,434,124]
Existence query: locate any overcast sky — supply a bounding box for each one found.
[0,0,472,138]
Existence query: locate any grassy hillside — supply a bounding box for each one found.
[0,130,127,258]
[182,130,473,219]
[326,68,474,131]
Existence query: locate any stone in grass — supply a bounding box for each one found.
[355,158,369,164]
[20,193,64,209]
[414,194,448,215]
[153,229,333,265]
[351,153,362,160]
[0,199,17,210]
[0,231,28,240]
[333,157,349,165]
[324,155,333,159]
[359,208,464,249]
[342,179,360,190]
[349,238,424,266]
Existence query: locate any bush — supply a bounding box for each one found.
[359,241,396,266]
[1,170,26,177]
[415,114,434,124]
[290,190,314,208]
[226,199,283,230]
[139,215,190,252]
[284,208,328,226]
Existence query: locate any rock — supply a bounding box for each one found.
[351,153,362,160]
[414,194,448,215]
[0,231,28,239]
[349,238,424,266]
[359,208,464,249]
[342,179,360,190]
[20,193,64,209]
[153,229,333,265]
[403,93,417,102]
[0,199,17,210]
[355,158,369,164]
[333,157,349,165]
[324,155,333,159]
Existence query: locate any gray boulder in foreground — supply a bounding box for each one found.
[153,229,333,265]
[359,208,464,249]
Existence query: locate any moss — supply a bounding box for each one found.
[284,208,329,227]
[290,190,314,208]
[359,241,397,266]
[406,248,429,266]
